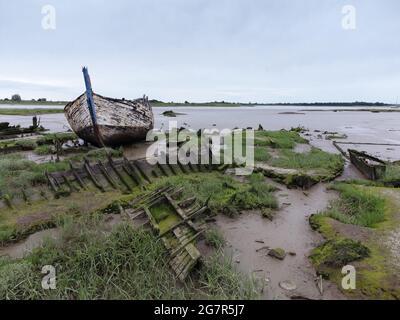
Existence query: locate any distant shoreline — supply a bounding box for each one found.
[1,100,398,116]
[0,100,67,106]
[1,99,395,108]
[0,108,65,116]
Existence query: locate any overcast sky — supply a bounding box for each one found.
[0,0,399,103]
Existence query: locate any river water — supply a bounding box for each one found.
[2,104,400,160]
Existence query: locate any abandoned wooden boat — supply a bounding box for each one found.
[64,68,154,147]
[348,149,386,180]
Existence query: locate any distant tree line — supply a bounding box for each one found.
[1,94,48,102]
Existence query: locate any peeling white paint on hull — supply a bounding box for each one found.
[64,93,154,147]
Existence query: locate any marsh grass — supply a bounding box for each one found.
[205,228,225,249]
[0,154,69,197]
[254,146,271,162]
[69,147,123,162]
[0,217,259,300]
[34,145,54,155]
[0,108,64,116]
[151,172,277,216]
[37,132,77,145]
[0,147,123,197]
[252,131,344,178]
[323,183,386,227]
[0,138,37,150]
[196,254,260,299]
[254,130,307,149]
[381,164,400,184]
[270,148,344,172]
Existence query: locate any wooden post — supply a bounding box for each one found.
[83,157,105,192]
[69,161,86,189]
[108,156,132,191]
[98,160,119,189]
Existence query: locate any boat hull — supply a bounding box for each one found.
[348,149,386,180]
[64,93,154,147]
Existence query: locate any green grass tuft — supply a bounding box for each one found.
[310,238,370,268]
[270,148,344,173]
[34,145,54,155]
[0,154,69,197]
[0,218,259,300]
[150,172,277,216]
[254,130,307,149]
[323,183,386,227]
[205,228,225,249]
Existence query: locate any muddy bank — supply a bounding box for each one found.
[215,180,345,300]
[0,214,125,260]
[0,228,61,259]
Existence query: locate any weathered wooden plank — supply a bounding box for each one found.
[143,206,159,233]
[45,171,59,193]
[178,252,200,281]
[165,193,187,219]
[83,158,105,192]
[62,174,78,192]
[108,156,133,191]
[157,207,207,238]
[188,162,197,172]
[175,253,194,280]
[167,163,177,175]
[123,158,143,186]
[157,163,169,177]
[121,163,141,187]
[170,250,190,274]
[169,231,204,259]
[133,160,152,184]
[98,160,119,189]
[69,161,86,189]
[177,161,188,174]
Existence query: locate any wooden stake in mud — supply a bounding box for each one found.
[188,161,197,173]
[45,171,59,193]
[122,158,142,186]
[151,169,159,178]
[83,157,105,192]
[62,174,78,192]
[21,189,29,203]
[157,162,169,177]
[98,160,119,189]
[177,160,188,174]
[107,155,133,192]
[208,142,213,171]
[121,163,141,187]
[69,161,86,189]
[133,160,152,183]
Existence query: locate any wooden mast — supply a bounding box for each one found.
[82,67,104,147]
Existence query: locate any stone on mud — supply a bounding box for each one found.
[279,280,297,291]
[268,247,287,260]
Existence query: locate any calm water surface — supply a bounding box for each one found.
[2,105,400,159]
